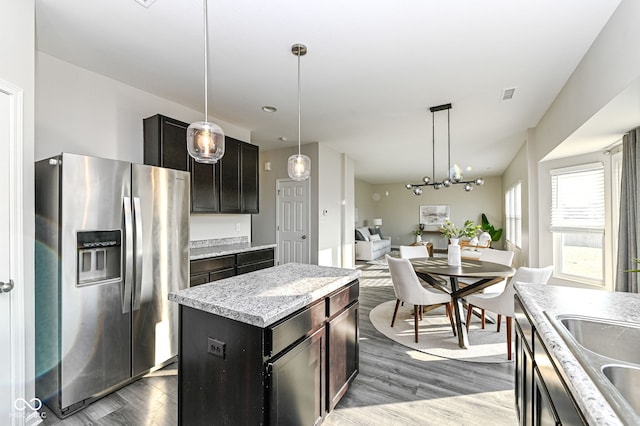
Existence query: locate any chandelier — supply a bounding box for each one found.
[405,103,484,194]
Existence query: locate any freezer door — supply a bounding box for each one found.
[131,164,190,376]
[58,153,132,409]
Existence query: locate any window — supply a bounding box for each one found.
[505,182,522,248]
[550,163,605,284]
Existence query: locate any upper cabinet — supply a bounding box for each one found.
[143,114,259,214]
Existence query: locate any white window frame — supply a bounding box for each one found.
[550,162,605,286]
[505,181,522,248]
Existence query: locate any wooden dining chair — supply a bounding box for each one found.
[386,255,456,343]
[465,265,553,359]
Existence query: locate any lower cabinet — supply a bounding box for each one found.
[178,280,359,425]
[189,248,274,286]
[515,296,585,426]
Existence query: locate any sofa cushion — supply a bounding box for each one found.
[370,233,381,241]
[356,227,371,241]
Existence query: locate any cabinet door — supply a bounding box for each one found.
[327,301,359,411]
[143,114,189,172]
[516,325,534,426]
[267,327,325,426]
[219,137,242,213]
[534,368,560,426]
[241,142,259,213]
[190,159,219,213]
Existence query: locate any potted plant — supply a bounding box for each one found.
[480,213,503,245]
[439,220,481,244]
[412,229,423,243]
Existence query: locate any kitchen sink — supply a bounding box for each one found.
[547,313,640,424]
[602,364,640,416]
[558,315,640,365]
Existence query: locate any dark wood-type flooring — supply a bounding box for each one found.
[42,262,516,426]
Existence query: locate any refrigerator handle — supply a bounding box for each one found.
[133,197,143,311]
[123,197,133,314]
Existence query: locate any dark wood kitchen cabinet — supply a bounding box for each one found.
[178,279,359,425]
[515,296,585,426]
[143,114,259,214]
[189,248,275,286]
[143,114,190,172]
[219,137,259,214]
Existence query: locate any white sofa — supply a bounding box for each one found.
[355,227,391,261]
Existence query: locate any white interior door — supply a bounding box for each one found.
[276,179,310,264]
[0,81,28,425]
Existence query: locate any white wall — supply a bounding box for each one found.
[36,52,252,242]
[356,177,503,251]
[530,0,640,271]
[354,179,376,228]
[1,0,36,416]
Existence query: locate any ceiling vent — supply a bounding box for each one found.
[134,0,158,7]
[501,87,516,101]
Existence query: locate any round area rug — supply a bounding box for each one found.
[369,300,513,363]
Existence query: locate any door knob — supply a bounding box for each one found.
[0,279,14,293]
[301,235,307,240]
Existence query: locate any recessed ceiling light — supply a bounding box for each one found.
[262,106,277,113]
[134,0,157,8]
[278,137,287,142]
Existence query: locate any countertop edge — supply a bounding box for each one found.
[514,283,626,426]
[190,242,277,260]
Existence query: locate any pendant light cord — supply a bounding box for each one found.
[447,108,451,179]
[431,109,435,180]
[203,0,208,120]
[297,48,301,157]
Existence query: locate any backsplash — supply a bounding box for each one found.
[190,236,249,249]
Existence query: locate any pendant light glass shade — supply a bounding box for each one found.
[187,121,225,164]
[288,43,311,181]
[188,0,225,164]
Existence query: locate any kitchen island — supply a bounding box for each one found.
[169,263,360,425]
[515,283,640,425]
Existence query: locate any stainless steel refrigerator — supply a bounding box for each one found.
[35,153,190,418]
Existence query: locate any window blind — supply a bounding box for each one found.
[550,163,604,233]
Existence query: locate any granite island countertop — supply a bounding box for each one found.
[515,283,640,426]
[169,263,360,328]
[190,241,277,260]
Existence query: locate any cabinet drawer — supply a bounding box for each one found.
[267,300,326,357]
[237,260,274,276]
[189,273,209,287]
[327,280,359,318]
[237,248,275,266]
[209,267,236,282]
[190,255,235,275]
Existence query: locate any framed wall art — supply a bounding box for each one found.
[419,205,450,231]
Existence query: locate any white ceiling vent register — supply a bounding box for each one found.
[134,0,158,8]
[501,87,516,101]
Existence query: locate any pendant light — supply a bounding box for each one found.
[187,0,225,164]
[287,43,311,181]
[405,103,484,193]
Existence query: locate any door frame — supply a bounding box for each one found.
[275,178,311,265]
[1,78,26,425]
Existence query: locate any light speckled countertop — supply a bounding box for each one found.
[515,283,640,426]
[190,241,277,260]
[169,263,360,327]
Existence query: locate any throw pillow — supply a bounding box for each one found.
[370,234,381,241]
[369,227,384,239]
[355,229,366,241]
[356,227,371,241]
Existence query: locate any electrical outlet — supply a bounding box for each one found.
[208,337,225,358]
[235,223,241,231]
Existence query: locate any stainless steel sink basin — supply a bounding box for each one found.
[558,315,640,365]
[602,364,640,416]
[547,313,640,424]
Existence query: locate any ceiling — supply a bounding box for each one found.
[34,0,622,184]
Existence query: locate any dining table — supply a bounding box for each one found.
[409,257,515,349]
